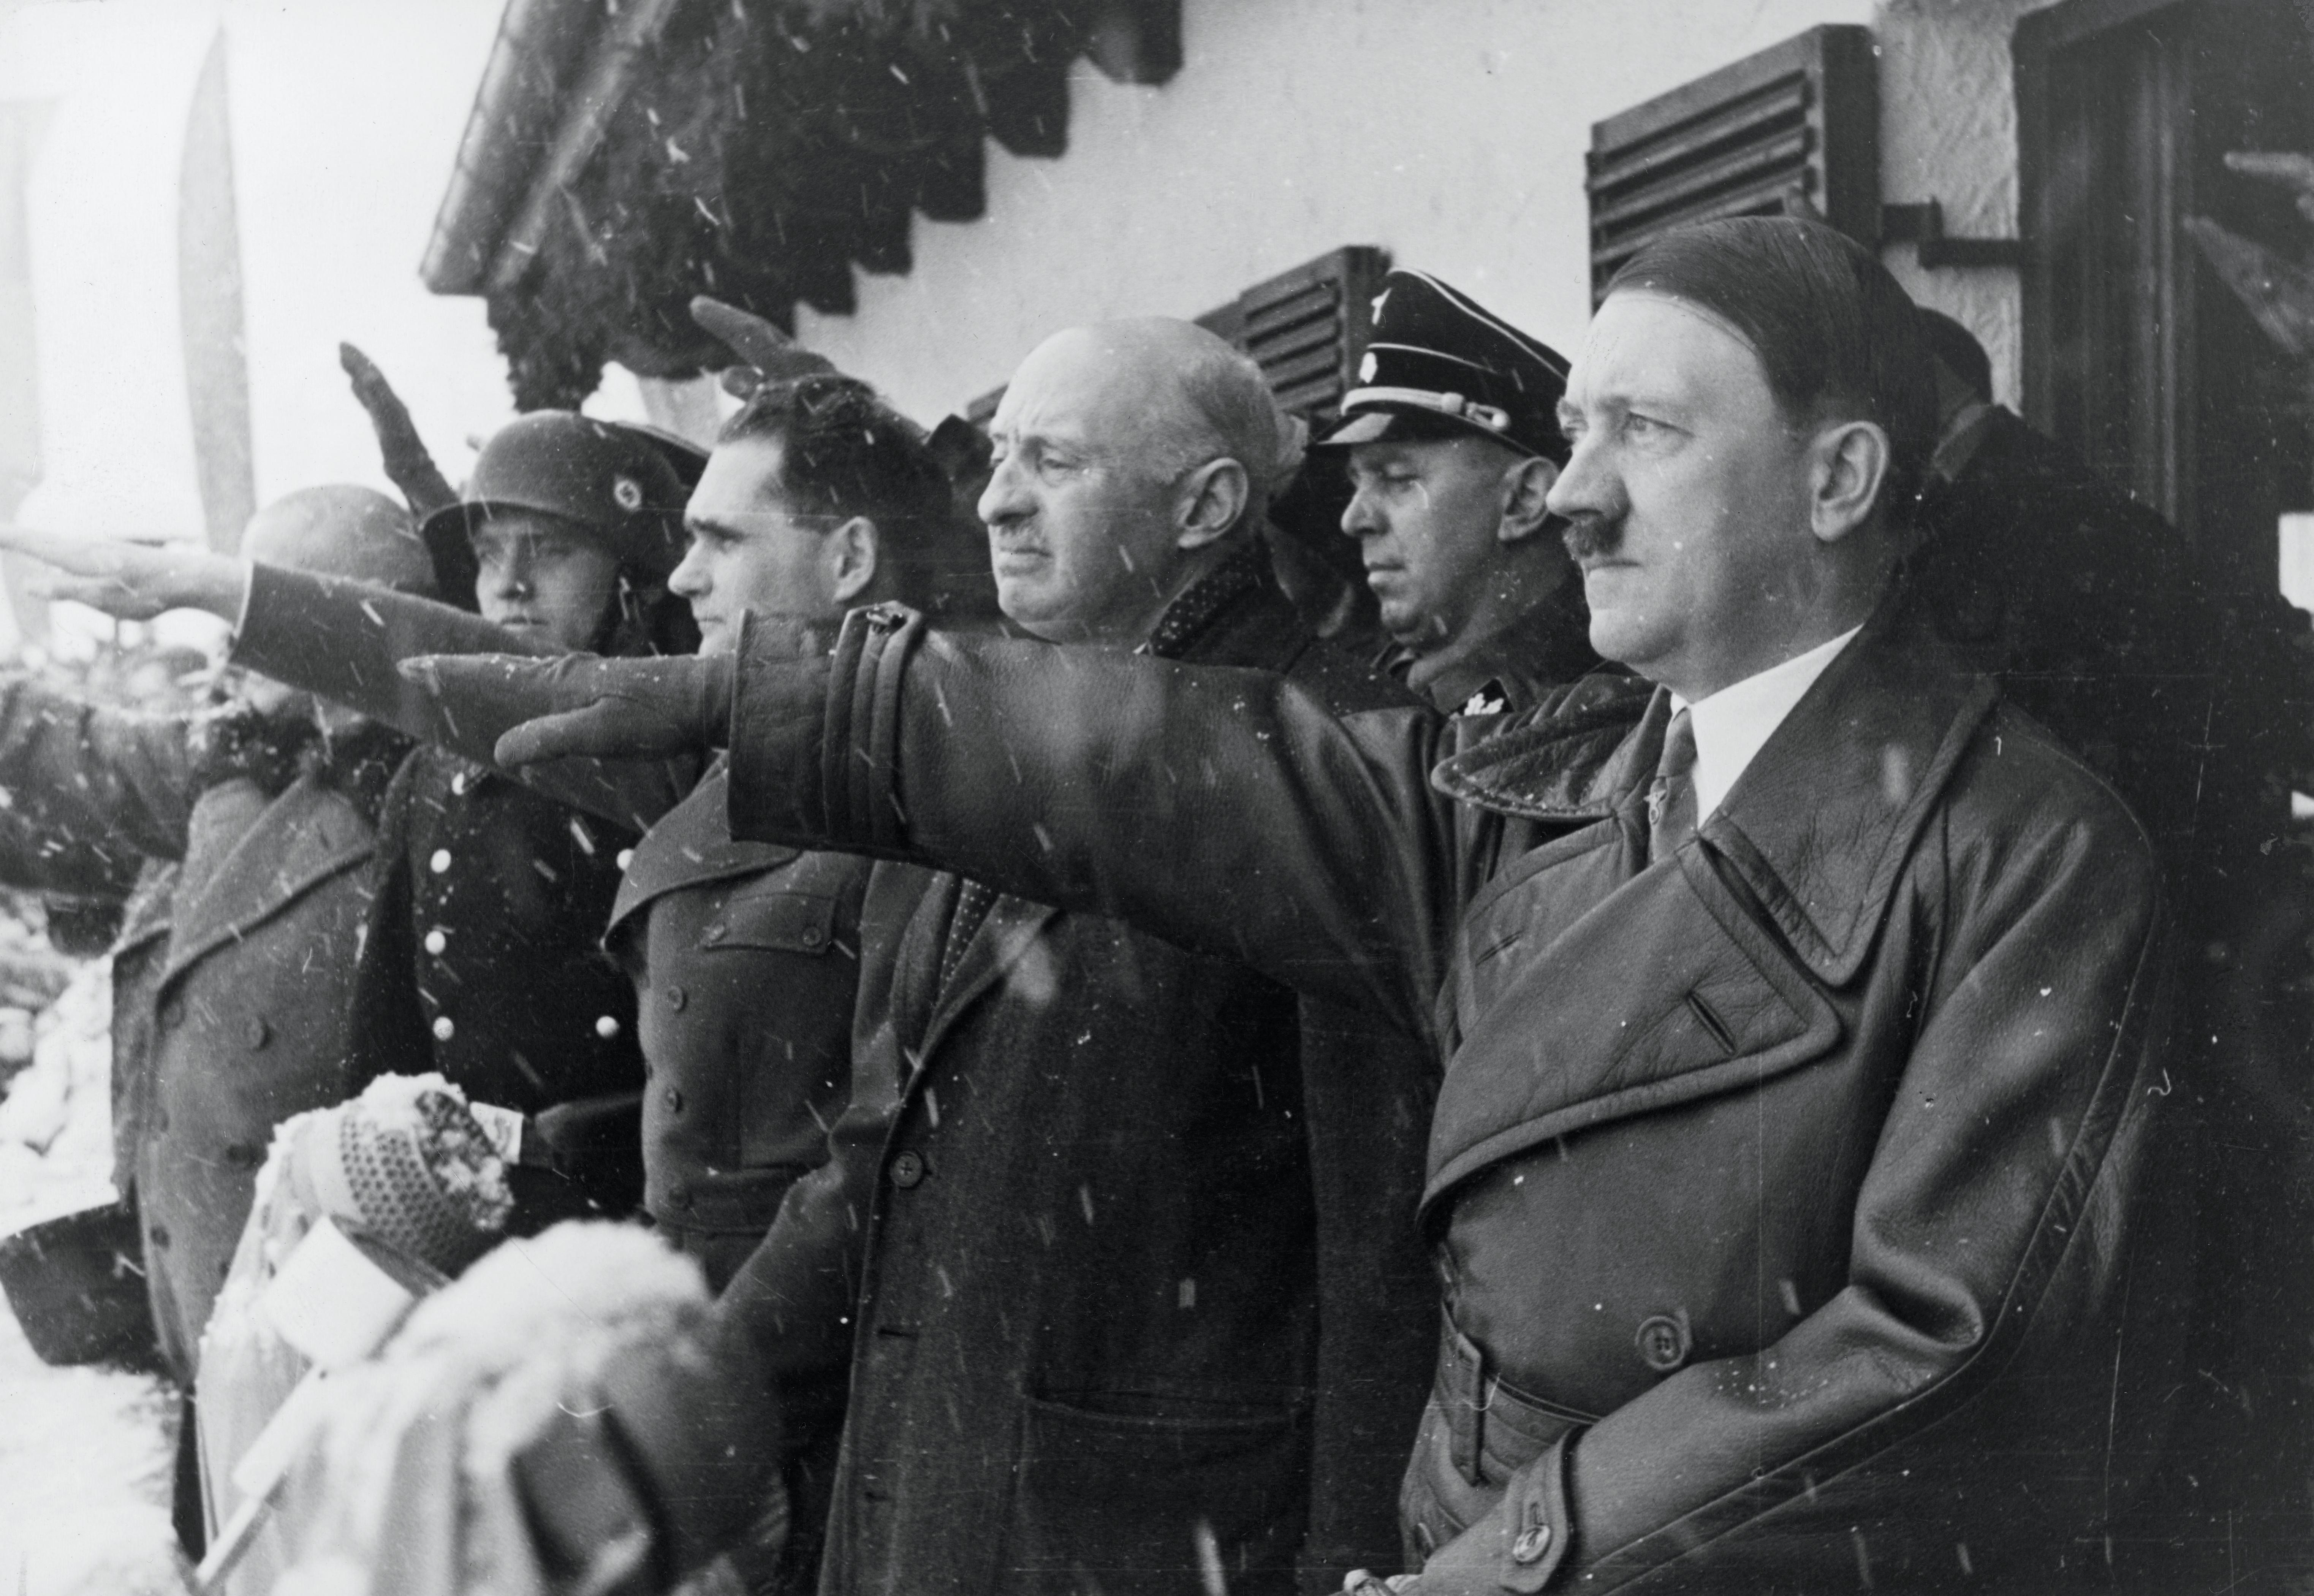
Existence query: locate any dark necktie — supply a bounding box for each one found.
[1647,708,1699,866]
[937,877,1002,994]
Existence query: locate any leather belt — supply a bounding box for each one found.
[1435,1314,1596,1488]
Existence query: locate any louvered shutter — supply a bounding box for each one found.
[1217,246,1391,424]
[1586,25,1879,302]
[960,244,1388,431]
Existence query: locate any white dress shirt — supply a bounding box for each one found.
[1671,625,1862,822]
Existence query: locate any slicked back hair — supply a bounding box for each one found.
[719,373,994,619]
[1607,217,1936,527]
[1147,336,1308,527]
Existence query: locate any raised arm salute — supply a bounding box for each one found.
[420,220,2187,1595]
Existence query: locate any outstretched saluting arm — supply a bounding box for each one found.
[408,605,1473,1041]
[0,524,690,832]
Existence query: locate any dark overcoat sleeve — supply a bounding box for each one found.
[0,674,195,884]
[229,562,691,832]
[720,608,1466,1043]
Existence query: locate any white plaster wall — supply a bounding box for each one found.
[798,0,1874,421]
[1876,0,2061,406]
[796,0,2072,423]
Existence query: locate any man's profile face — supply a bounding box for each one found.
[977,331,1191,644]
[674,435,843,657]
[470,510,623,652]
[1341,434,1520,651]
[1547,290,1818,697]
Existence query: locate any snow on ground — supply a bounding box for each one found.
[0,960,185,1595]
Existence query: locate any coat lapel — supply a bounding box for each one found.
[160,774,375,985]
[1701,626,1996,985]
[1435,605,1996,984]
[607,762,799,940]
[1419,608,2001,1208]
[907,886,1058,1082]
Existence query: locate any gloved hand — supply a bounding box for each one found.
[398,653,735,768]
[513,1326,784,1590]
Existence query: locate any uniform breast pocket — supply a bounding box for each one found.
[703,888,838,956]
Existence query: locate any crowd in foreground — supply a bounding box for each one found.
[0,215,2309,1596]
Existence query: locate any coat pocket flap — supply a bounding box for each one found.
[1424,858,1840,1208]
[709,888,837,954]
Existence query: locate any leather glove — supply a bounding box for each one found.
[513,1329,784,1591]
[398,653,734,768]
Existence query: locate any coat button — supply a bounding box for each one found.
[701,923,727,945]
[429,849,453,874]
[159,998,185,1029]
[1511,1522,1553,1564]
[667,1180,693,1209]
[889,1151,926,1188]
[1635,1313,1692,1372]
[450,771,470,796]
[800,926,824,948]
[154,1108,170,1134]
[424,929,448,956]
[664,985,687,1011]
[432,1015,456,1042]
[149,1224,171,1248]
[662,1085,684,1112]
[243,1016,270,1050]
[595,1015,620,1039]
[616,849,635,871]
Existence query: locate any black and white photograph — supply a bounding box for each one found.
[0,1,2308,1592]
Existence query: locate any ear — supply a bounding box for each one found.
[1808,420,1891,545]
[1496,456,1562,546]
[826,516,881,604]
[1174,458,1250,552]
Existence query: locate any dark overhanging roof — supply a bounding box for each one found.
[423,0,1182,410]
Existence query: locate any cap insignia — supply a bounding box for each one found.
[1358,351,1379,382]
[612,475,644,511]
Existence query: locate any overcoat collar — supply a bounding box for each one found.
[607,758,799,939]
[1431,601,2000,985]
[160,773,378,985]
[908,560,1307,1066]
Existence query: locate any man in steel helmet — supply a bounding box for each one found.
[348,412,709,1220]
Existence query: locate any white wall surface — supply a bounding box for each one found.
[796,0,2059,424]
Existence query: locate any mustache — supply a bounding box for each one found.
[1561,511,1624,562]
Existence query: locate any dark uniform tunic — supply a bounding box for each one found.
[350,744,646,1213]
[226,563,861,1275]
[605,762,866,1288]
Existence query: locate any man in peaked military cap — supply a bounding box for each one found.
[1324,271,1595,713]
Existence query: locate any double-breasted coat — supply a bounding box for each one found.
[348,743,648,1214]
[702,589,2185,1593]
[0,677,405,1378]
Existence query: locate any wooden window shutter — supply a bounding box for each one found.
[959,244,1388,431]
[1586,25,1879,302]
[1203,245,1391,423]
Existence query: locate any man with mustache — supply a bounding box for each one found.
[427,219,2186,1593]
[1325,270,1593,714]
